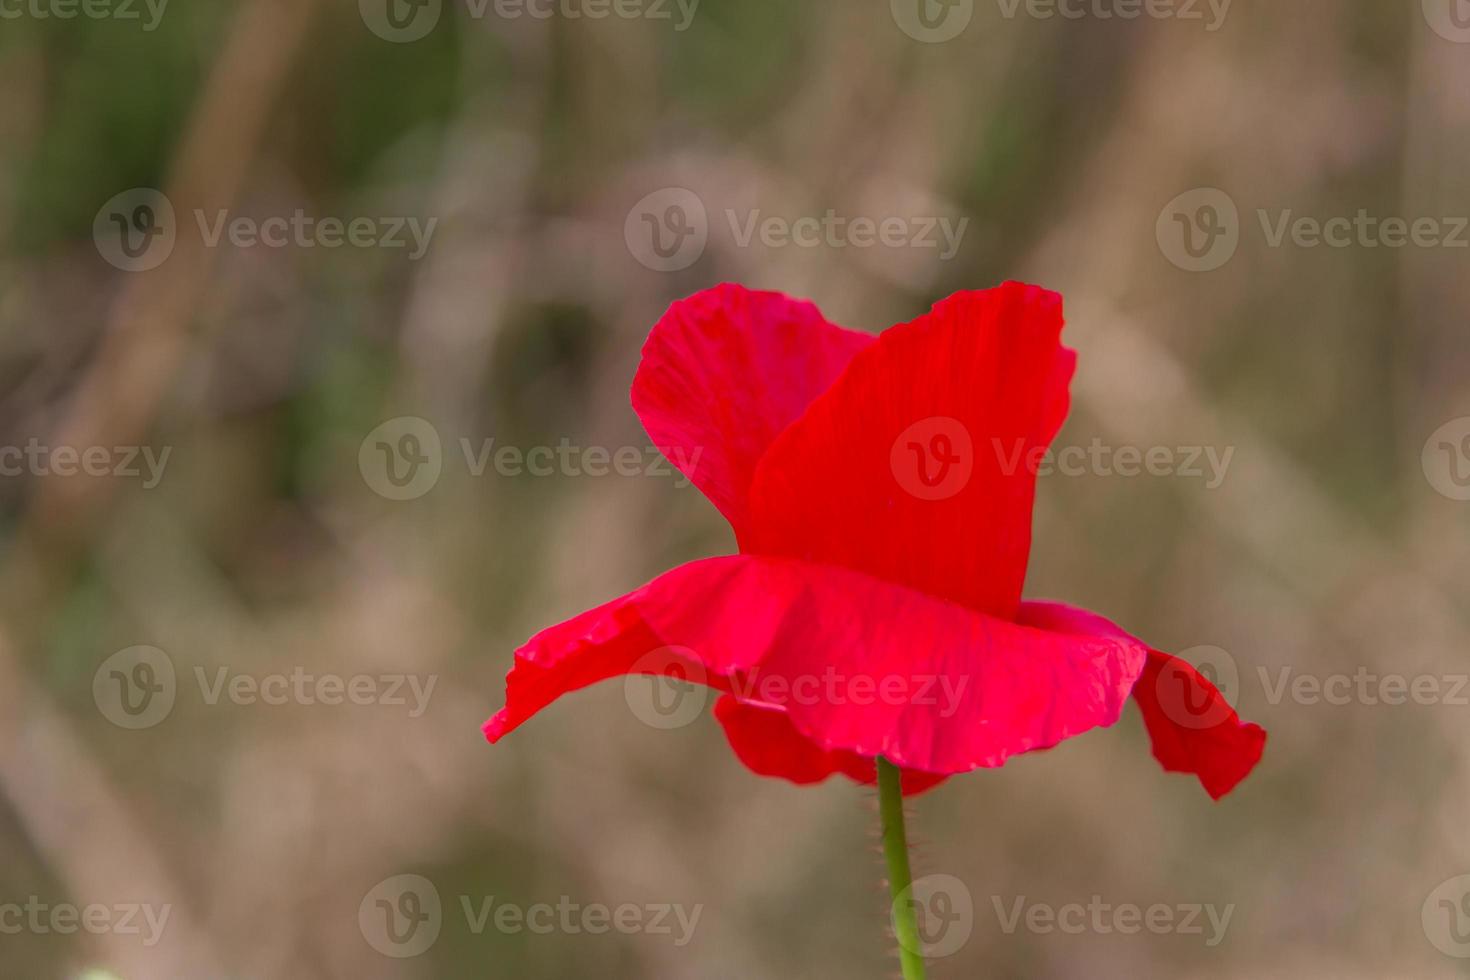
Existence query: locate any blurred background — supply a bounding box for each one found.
[1,0,1468,976]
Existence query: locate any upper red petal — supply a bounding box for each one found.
[487,554,1147,776]
[1019,601,1267,799]
[631,284,874,541]
[744,282,1075,618]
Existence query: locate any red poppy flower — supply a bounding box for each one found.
[485,282,1266,800]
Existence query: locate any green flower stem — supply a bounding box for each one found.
[878,756,927,980]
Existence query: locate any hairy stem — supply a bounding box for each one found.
[878,757,927,980]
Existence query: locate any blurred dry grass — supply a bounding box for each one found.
[1,0,1468,977]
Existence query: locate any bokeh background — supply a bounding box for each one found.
[2,0,1469,976]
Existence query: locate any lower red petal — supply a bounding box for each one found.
[487,556,1147,778]
[1018,602,1267,799]
[713,695,948,796]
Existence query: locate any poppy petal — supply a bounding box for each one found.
[713,695,949,796]
[745,281,1074,618]
[631,284,874,541]
[486,555,1148,776]
[1133,651,1267,800]
[1018,601,1267,799]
